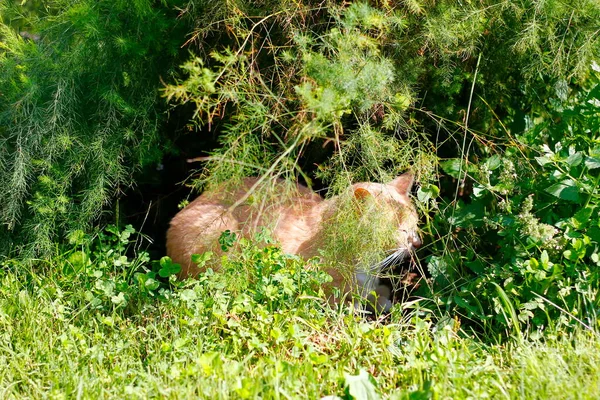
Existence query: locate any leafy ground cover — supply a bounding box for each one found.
[1,228,599,399]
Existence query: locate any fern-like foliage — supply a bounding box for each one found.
[166,2,433,196]
[167,0,600,196]
[0,0,183,257]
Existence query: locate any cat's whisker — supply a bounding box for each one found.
[367,250,402,272]
[374,253,397,267]
[367,247,411,273]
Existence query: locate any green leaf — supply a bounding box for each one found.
[219,230,237,252]
[545,181,580,202]
[535,156,552,166]
[344,370,379,400]
[440,159,463,179]
[309,352,329,365]
[159,256,172,268]
[145,278,160,290]
[566,152,583,166]
[589,226,600,243]
[454,295,480,315]
[417,184,440,202]
[465,259,485,274]
[523,301,539,310]
[529,258,540,270]
[448,201,484,228]
[158,256,181,278]
[563,249,577,261]
[584,156,600,170]
[120,225,135,243]
[485,155,502,170]
[572,207,595,229]
[540,250,549,267]
[191,252,213,267]
[472,183,487,198]
[111,292,127,307]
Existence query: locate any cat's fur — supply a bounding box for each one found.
[166,173,420,311]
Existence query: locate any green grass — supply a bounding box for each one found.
[2,260,600,399]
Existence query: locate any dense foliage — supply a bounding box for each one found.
[167,0,600,190]
[1,0,600,350]
[164,1,600,334]
[2,1,600,395]
[0,0,184,257]
[432,69,600,334]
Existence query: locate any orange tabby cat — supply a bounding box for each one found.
[166,173,421,311]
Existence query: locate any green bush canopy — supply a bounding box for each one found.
[0,0,183,256]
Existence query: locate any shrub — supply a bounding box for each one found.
[430,68,600,335]
[0,0,184,257]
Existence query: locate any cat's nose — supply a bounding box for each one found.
[411,234,422,249]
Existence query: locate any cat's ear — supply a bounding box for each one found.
[354,187,372,200]
[388,172,414,196]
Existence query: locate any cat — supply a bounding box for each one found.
[166,172,421,311]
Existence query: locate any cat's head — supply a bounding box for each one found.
[352,172,421,256]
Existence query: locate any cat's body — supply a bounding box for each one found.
[166,173,420,311]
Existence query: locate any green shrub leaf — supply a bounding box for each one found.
[545,181,580,202]
[344,370,379,400]
[585,156,600,170]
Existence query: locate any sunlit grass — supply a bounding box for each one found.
[1,263,599,399]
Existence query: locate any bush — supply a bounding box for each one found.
[0,0,184,257]
[430,68,600,335]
